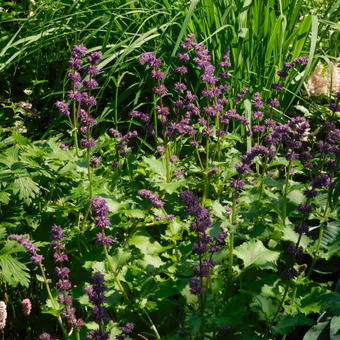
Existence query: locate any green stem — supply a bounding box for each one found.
[153,96,158,141]
[72,99,79,157]
[80,203,91,232]
[203,136,210,202]
[164,138,170,183]
[38,263,68,340]
[103,245,130,302]
[228,233,234,278]
[228,195,237,277]
[86,145,93,199]
[76,329,80,340]
[272,283,290,324]
[282,160,292,226]
[195,145,204,169]
[114,81,119,130]
[103,245,160,339]
[307,194,330,277]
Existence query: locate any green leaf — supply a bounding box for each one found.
[330,316,340,337]
[300,287,329,314]
[303,321,329,340]
[166,220,182,238]
[187,313,203,336]
[322,293,340,316]
[234,240,280,269]
[124,209,145,219]
[263,177,284,188]
[275,315,313,335]
[252,295,278,321]
[142,156,167,180]
[0,191,11,204]
[157,180,186,194]
[282,226,310,248]
[211,200,226,219]
[0,240,26,255]
[287,190,305,204]
[107,248,131,272]
[141,254,164,269]
[130,230,164,269]
[129,230,163,255]
[0,255,30,287]
[321,221,340,254]
[11,176,39,203]
[41,298,63,317]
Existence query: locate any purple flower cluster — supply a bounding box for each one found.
[235,145,274,175]
[270,57,308,94]
[8,234,43,263]
[116,323,135,340]
[51,225,83,329]
[180,191,227,295]
[138,189,164,207]
[109,129,138,157]
[39,333,58,340]
[129,110,149,123]
[260,116,311,163]
[138,52,166,98]
[138,34,234,144]
[55,45,102,150]
[317,122,340,155]
[83,272,109,340]
[91,197,113,245]
[223,109,248,125]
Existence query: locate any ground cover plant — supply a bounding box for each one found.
[0,1,339,340]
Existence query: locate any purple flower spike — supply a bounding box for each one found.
[71,45,87,59]
[84,272,110,338]
[268,98,280,108]
[91,196,109,216]
[30,254,44,263]
[69,58,83,69]
[55,101,70,116]
[189,278,201,295]
[88,51,103,65]
[85,329,109,340]
[138,52,157,65]
[293,57,309,64]
[208,168,218,177]
[56,279,72,291]
[51,225,65,241]
[80,138,96,148]
[176,66,188,74]
[298,203,312,215]
[277,69,288,77]
[90,157,100,168]
[39,333,54,340]
[151,69,165,80]
[96,232,113,246]
[169,155,178,163]
[84,78,99,89]
[312,174,332,188]
[230,178,245,189]
[9,234,43,263]
[153,85,168,96]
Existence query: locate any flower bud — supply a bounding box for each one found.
[22,298,32,316]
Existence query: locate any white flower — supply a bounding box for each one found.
[0,301,7,330]
[23,89,33,95]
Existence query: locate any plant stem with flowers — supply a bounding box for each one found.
[281,159,292,226]
[38,263,69,340]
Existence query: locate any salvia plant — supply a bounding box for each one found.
[2,34,340,340]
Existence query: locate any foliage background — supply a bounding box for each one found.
[0,0,339,339]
